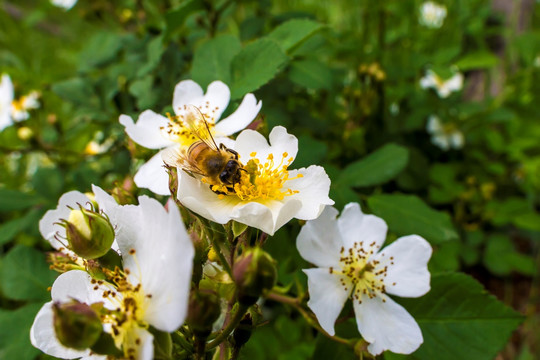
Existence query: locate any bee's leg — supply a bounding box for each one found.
[224,147,240,160]
[209,185,228,195]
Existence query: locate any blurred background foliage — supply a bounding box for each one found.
[0,0,539,359]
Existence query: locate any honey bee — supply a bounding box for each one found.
[163,105,243,194]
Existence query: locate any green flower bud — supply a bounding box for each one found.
[64,207,115,259]
[233,248,277,305]
[186,289,221,337]
[53,301,103,350]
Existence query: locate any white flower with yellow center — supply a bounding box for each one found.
[11,90,40,121]
[420,69,463,98]
[426,115,464,150]
[175,126,333,236]
[419,1,447,28]
[31,196,194,360]
[296,203,432,355]
[120,80,262,195]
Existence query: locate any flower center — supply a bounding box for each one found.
[93,250,150,359]
[212,152,303,201]
[159,102,218,146]
[330,241,392,303]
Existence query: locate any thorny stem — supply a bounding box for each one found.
[206,303,249,351]
[266,291,354,347]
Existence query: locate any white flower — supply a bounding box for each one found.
[39,185,119,254]
[296,203,432,355]
[0,74,14,131]
[31,196,194,360]
[175,126,333,236]
[420,69,463,98]
[419,1,447,28]
[51,0,78,10]
[120,80,262,195]
[11,90,40,121]
[426,115,464,150]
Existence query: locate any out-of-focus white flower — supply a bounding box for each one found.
[297,203,432,355]
[31,196,194,360]
[0,74,40,131]
[120,80,262,195]
[11,90,40,121]
[0,74,14,131]
[419,1,447,28]
[420,69,463,98]
[172,126,333,236]
[426,115,464,150]
[51,0,78,10]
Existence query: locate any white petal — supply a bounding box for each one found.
[1,74,14,103]
[30,302,103,359]
[449,131,464,149]
[426,115,442,133]
[285,166,333,221]
[133,151,171,195]
[431,134,450,150]
[133,328,154,360]
[119,110,174,149]
[173,80,230,122]
[296,206,343,268]
[214,94,262,136]
[374,235,432,298]
[235,126,299,165]
[231,199,302,236]
[0,108,12,131]
[353,294,423,355]
[337,203,388,253]
[91,185,120,252]
[446,73,463,92]
[304,268,350,336]
[51,270,116,307]
[113,196,194,331]
[39,191,92,250]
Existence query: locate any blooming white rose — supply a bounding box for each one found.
[297,203,432,355]
[419,1,447,28]
[173,126,333,235]
[426,115,464,150]
[51,0,78,10]
[120,80,262,195]
[420,69,463,98]
[31,196,194,360]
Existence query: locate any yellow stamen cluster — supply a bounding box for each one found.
[330,242,394,304]
[213,152,304,201]
[159,101,218,146]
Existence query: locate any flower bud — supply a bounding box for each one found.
[233,248,277,305]
[186,289,221,337]
[53,301,102,350]
[64,207,115,259]
[166,165,178,196]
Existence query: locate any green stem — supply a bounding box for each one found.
[172,331,193,353]
[266,291,353,346]
[209,235,233,277]
[206,303,249,350]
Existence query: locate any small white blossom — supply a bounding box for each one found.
[420,69,463,98]
[419,1,447,29]
[31,196,194,360]
[426,115,464,150]
[120,80,262,195]
[172,126,333,235]
[297,203,432,355]
[51,0,78,10]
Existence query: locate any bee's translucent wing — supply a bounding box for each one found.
[181,104,220,151]
[161,146,205,176]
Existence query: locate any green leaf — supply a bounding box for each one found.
[164,0,204,38]
[78,32,123,72]
[455,51,499,71]
[484,235,536,276]
[31,167,64,201]
[367,194,458,244]
[0,245,57,301]
[191,34,242,88]
[289,59,334,90]
[0,188,40,211]
[0,209,43,246]
[267,19,324,53]
[337,144,409,188]
[0,303,43,360]
[52,77,99,107]
[232,221,248,238]
[129,75,160,109]
[230,39,289,99]
[387,273,523,360]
